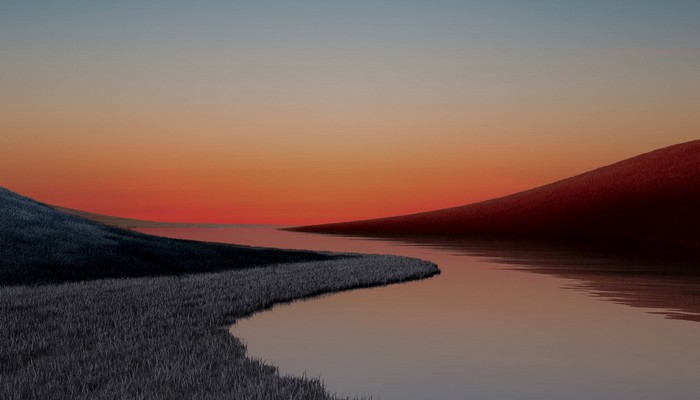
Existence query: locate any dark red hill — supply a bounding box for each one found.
[291,140,700,247]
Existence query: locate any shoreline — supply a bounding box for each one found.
[0,187,438,399]
[1,253,437,400]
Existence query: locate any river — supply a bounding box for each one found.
[137,225,700,400]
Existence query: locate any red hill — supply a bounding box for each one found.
[291,140,700,247]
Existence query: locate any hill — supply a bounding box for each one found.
[0,187,435,286]
[0,187,342,286]
[291,140,700,247]
[54,206,236,229]
[0,186,438,399]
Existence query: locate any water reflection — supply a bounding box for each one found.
[141,225,700,323]
[139,226,700,400]
[344,235,700,323]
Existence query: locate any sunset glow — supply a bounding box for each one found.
[2,1,698,223]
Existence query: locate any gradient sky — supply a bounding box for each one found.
[1,1,698,224]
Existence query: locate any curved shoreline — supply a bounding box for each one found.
[1,254,438,400]
[0,187,439,399]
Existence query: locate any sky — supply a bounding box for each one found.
[1,1,698,224]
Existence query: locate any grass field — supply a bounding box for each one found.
[0,187,438,399]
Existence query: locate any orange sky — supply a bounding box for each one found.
[1,1,698,224]
[3,122,696,224]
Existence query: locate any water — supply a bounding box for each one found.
[137,226,700,400]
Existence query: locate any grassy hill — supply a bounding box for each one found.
[0,187,438,399]
[291,140,700,247]
[52,206,237,229]
[0,187,338,286]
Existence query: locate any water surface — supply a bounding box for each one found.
[138,226,700,400]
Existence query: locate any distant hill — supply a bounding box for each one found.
[54,206,238,229]
[0,187,334,285]
[291,140,700,247]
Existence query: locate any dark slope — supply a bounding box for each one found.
[54,206,245,229]
[0,188,439,399]
[0,187,337,285]
[291,140,700,247]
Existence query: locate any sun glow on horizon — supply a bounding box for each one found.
[1,1,698,224]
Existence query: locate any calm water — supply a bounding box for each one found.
[138,226,700,400]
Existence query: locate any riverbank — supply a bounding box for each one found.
[0,187,438,399]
